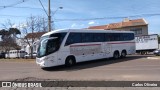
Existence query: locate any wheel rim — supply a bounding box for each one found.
[69,59,73,65]
[115,54,118,58]
[122,52,126,57]
[114,52,119,59]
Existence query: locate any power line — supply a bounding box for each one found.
[54,13,160,22]
[0,6,42,10]
[0,14,27,17]
[38,0,48,16]
[0,6,62,14]
[0,13,160,22]
[0,0,30,10]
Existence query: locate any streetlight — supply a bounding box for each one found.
[52,7,63,16]
[51,7,63,30]
[39,0,62,32]
[48,0,63,32]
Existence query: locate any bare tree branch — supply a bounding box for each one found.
[20,15,47,58]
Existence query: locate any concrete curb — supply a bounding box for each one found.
[147,57,160,60]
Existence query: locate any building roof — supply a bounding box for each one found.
[88,18,148,30]
[25,32,46,39]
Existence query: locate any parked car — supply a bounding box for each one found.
[24,52,37,59]
[0,52,5,58]
[153,49,160,56]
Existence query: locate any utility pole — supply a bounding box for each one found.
[42,17,46,32]
[48,0,51,32]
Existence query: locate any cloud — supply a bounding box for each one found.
[19,23,28,29]
[71,23,77,28]
[88,21,95,25]
[149,31,156,34]
[12,24,17,28]
[71,23,85,28]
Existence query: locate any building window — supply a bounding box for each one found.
[130,28,142,35]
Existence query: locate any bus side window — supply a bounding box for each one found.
[93,33,104,42]
[115,33,121,41]
[129,33,134,40]
[123,33,134,41]
[105,33,109,41]
[108,33,114,41]
[65,33,74,45]
[81,33,93,43]
[74,33,81,43]
[65,33,81,46]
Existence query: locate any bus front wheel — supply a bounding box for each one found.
[65,56,76,67]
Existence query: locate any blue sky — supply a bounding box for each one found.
[0,0,160,34]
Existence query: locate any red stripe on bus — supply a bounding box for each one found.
[107,42,135,44]
[70,44,101,47]
[70,42,135,47]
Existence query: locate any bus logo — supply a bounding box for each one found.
[2,82,11,87]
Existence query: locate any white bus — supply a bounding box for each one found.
[5,50,26,58]
[36,29,135,68]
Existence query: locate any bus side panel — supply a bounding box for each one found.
[107,41,135,57]
[58,42,105,65]
[69,42,104,62]
[57,50,69,65]
[58,41,135,65]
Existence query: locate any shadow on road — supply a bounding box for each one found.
[42,55,154,71]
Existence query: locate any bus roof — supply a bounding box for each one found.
[42,29,134,37]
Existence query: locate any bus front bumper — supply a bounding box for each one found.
[36,57,57,67]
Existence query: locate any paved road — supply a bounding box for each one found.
[0,55,160,81]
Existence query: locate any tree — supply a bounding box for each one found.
[1,19,14,29]
[9,28,21,35]
[0,19,21,42]
[9,28,21,41]
[21,15,47,58]
[0,28,21,40]
[0,28,21,52]
[0,29,10,40]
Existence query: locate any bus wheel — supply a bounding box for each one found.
[141,51,146,55]
[65,56,76,67]
[121,50,126,58]
[113,51,119,59]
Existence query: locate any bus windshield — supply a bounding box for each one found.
[37,38,58,57]
[37,33,67,58]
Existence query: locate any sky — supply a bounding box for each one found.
[0,0,160,34]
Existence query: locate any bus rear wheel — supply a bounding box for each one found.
[121,50,127,58]
[113,51,119,59]
[65,56,76,67]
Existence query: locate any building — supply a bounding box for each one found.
[88,18,148,36]
[16,32,46,54]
